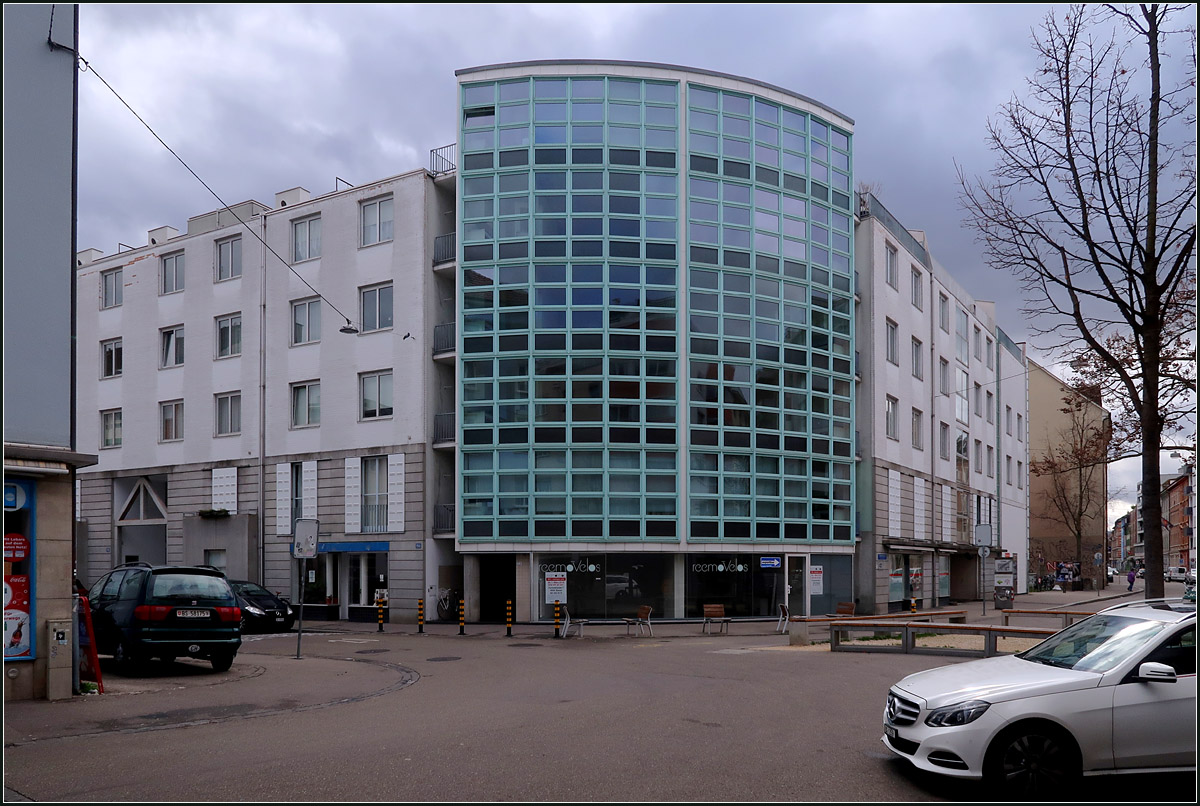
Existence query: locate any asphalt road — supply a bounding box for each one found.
[3,595,1197,802]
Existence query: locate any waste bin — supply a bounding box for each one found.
[993,586,1014,609]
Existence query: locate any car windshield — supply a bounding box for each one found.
[148,573,234,603]
[1018,614,1167,673]
[233,582,277,602]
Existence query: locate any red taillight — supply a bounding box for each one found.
[133,605,171,621]
[215,606,241,623]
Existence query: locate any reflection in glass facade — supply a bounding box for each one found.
[457,68,854,554]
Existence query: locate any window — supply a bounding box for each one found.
[912,408,923,449]
[360,371,393,419]
[161,252,184,294]
[973,326,982,361]
[987,445,995,477]
[939,422,950,460]
[101,409,122,448]
[101,268,123,309]
[290,462,304,526]
[1017,460,1024,489]
[217,238,241,281]
[986,391,995,423]
[160,400,184,442]
[1017,413,1024,441]
[911,338,923,379]
[293,216,321,261]
[1006,405,1013,435]
[956,308,969,364]
[292,298,321,345]
[974,383,982,417]
[101,338,122,378]
[216,392,241,436]
[291,381,320,427]
[361,284,393,332]
[361,455,388,533]
[885,244,897,288]
[361,196,394,246]
[939,357,950,395]
[885,396,898,440]
[885,319,898,364]
[974,440,983,473]
[161,326,185,368]
[216,314,241,358]
[986,337,994,369]
[938,293,949,332]
[1006,455,1013,485]
[911,267,923,309]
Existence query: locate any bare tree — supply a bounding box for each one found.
[1029,396,1112,587]
[959,4,1196,599]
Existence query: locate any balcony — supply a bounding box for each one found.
[429,144,456,176]
[434,412,456,447]
[433,231,456,266]
[433,322,456,359]
[434,504,455,534]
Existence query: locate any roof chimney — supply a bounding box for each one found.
[274,187,311,209]
[147,225,179,246]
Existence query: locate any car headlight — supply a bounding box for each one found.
[925,700,991,727]
[244,605,266,616]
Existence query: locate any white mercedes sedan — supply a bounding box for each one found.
[882,600,1195,796]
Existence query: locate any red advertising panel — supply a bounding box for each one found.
[3,574,31,658]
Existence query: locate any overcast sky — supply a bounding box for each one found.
[74,3,1179,521]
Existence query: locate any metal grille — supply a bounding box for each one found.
[886,691,920,726]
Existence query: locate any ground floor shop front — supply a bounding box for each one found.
[459,549,854,623]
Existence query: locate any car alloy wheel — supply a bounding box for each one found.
[988,725,1079,796]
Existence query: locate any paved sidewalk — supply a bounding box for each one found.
[299,583,1152,639]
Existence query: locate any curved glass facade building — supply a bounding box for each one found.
[454,62,855,619]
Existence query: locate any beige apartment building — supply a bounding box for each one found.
[1027,360,1111,587]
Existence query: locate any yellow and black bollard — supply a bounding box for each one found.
[554,600,561,638]
[458,598,465,635]
[506,599,513,637]
[417,598,424,634]
[376,595,385,632]
[910,597,917,615]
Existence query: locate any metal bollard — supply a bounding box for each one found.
[417,598,424,634]
[376,596,385,632]
[554,600,561,638]
[506,599,513,637]
[458,598,465,635]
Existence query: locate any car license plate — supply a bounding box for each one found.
[275,617,285,622]
[176,609,208,618]
[885,726,898,740]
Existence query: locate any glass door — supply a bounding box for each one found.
[786,555,806,617]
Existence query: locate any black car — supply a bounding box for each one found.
[229,580,295,632]
[87,563,241,671]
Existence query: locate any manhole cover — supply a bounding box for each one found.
[508,643,541,648]
[426,656,461,662]
[356,649,389,654]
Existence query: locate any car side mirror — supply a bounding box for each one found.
[1137,662,1178,683]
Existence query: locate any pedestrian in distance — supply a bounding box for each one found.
[1127,568,1136,592]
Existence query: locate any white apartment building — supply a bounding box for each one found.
[853,192,1028,613]
[75,168,457,623]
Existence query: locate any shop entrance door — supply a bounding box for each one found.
[786,556,807,618]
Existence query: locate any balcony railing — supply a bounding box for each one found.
[362,502,388,534]
[433,232,456,264]
[433,322,456,355]
[430,144,456,176]
[434,504,455,534]
[434,412,456,444]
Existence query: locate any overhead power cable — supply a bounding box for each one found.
[75,53,358,330]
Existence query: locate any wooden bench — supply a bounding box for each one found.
[828,620,1056,657]
[621,605,653,637]
[829,602,855,617]
[787,609,967,645]
[1001,609,1094,628]
[702,604,732,634]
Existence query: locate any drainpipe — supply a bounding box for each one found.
[257,213,268,584]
